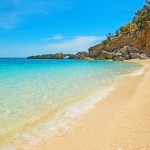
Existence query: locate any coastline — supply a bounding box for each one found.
[25,59,150,150]
[1,1,149,149]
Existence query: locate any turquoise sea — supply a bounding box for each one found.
[0,58,143,148]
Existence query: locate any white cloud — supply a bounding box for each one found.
[0,35,106,57]
[47,36,105,52]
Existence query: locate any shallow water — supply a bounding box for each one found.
[0,58,143,148]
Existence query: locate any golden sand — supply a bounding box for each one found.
[19,59,150,150]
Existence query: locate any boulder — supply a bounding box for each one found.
[114,49,119,53]
[139,54,148,60]
[95,50,112,60]
[115,46,139,55]
[113,48,131,60]
[124,54,131,60]
[113,56,124,61]
[130,53,140,59]
[113,51,122,59]
[146,54,150,58]
[119,46,129,55]
[115,52,123,56]
[88,46,102,58]
[126,46,139,53]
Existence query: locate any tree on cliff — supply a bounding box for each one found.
[132,0,150,29]
[120,23,131,34]
[106,32,114,40]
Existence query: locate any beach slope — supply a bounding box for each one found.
[32,60,150,150]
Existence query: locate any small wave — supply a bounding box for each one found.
[2,86,115,149]
[131,66,146,76]
[21,86,115,146]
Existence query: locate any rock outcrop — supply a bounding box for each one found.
[88,27,150,60]
[27,52,94,60]
[95,50,112,60]
[28,53,67,59]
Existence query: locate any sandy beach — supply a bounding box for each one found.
[1,0,149,149]
[19,59,149,150]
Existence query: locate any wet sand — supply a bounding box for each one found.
[20,59,150,150]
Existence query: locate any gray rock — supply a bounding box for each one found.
[116,52,122,56]
[95,50,112,60]
[114,49,119,53]
[125,46,139,53]
[113,56,124,61]
[119,47,129,55]
[139,54,148,59]
[101,50,112,59]
[113,51,122,58]
[146,54,150,58]
[115,46,139,54]
[130,53,140,59]
[124,54,131,60]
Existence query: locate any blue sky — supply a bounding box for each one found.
[0,0,145,57]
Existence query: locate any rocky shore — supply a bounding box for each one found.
[27,27,150,61]
[27,45,149,61]
[88,27,150,61]
[89,45,149,61]
[27,51,94,61]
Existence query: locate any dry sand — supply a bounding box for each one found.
[24,59,150,150]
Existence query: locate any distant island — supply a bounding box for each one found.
[28,1,150,61]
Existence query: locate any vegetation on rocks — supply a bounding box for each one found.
[104,0,150,40]
[88,0,150,61]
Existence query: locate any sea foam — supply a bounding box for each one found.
[131,65,146,76]
[4,85,115,149]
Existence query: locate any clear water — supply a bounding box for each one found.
[0,58,143,147]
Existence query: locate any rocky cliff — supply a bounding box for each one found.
[88,2,150,60]
[28,27,150,61]
[89,26,150,59]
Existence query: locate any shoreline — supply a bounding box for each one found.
[4,60,150,150]
[3,59,149,150]
[19,59,150,150]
